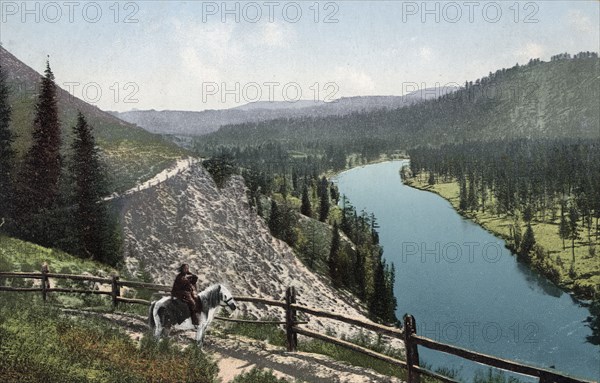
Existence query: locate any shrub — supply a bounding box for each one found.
[232,367,290,383]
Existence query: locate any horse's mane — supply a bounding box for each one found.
[198,284,223,309]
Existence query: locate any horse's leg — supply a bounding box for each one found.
[199,308,217,346]
[153,306,163,338]
[195,311,208,347]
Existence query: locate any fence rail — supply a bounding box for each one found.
[0,267,595,383]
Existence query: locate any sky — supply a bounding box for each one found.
[1,0,599,111]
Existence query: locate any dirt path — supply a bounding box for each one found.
[66,309,403,383]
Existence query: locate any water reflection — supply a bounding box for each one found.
[514,262,563,299]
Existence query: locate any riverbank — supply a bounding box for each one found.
[403,172,599,302]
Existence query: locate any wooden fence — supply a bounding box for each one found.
[0,267,595,383]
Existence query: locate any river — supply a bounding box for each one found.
[334,160,599,382]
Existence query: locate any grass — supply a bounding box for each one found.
[0,235,162,315]
[405,173,600,300]
[0,293,219,383]
[0,235,114,276]
[222,315,288,347]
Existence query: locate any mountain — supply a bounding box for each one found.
[1,46,186,192]
[110,88,456,136]
[232,100,327,111]
[204,54,599,150]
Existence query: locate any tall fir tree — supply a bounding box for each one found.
[459,176,468,211]
[370,251,390,322]
[15,59,62,245]
[354,248,366,300]
[559,202,569,250]
[521,223,536,259]
[0,63,15,227]
[568,204,580,263]
[300,184,312,217]
[319,176,330,222]
[268,200,281,238]
[71,112,121,265]
[467,176,477,210]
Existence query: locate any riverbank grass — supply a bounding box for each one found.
[405,173,599,300]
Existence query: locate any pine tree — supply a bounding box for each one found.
[428,172,435,185]
[268,200,281,237]
[467,176,477,211]
[370,251,389,322]
[268,199,298,246]
[319,177,330,222]
[523,204,534,223]
[511,215,523,251]
[387,263,397,322]
[71,112,121,265]
[559,202,569,250]
[330,182,340,205]
[459,176,468,211]
[354,248,366,299]
[15,59,62,245]
[568,204,580,263]
[0,63,15,227]
[329,222,341,287]
[300,184,312,217]
[521,223,536,259]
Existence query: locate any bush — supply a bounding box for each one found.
[232,367,290,383]
[203,155,237,188]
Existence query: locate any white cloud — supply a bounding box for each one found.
[419,47,433,62]
[260,23,291,48]
[567,9,596,34]
[515,42,546,61]
[332,66,376,96]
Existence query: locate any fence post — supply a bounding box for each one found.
[285,286,298,352]
[111,274,120,309]
[404,314,421,383]
[41,263,50,302]
[539,372,556,383]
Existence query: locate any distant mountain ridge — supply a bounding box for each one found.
[110,87,457,136]
[204,55,600,149]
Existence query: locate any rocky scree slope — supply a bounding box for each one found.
[120,163,396,341]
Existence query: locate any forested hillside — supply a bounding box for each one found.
[1,46,186,192]
[201,53,599,154]
[0,47,184,265]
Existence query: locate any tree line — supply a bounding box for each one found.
[0,62,121,266]
[409,138,599,286]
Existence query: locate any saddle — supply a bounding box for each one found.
[165,297,203,325]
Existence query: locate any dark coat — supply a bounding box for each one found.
[171,272,200,325]
[171,272,198,301]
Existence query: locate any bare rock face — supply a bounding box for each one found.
[120,163,387,339]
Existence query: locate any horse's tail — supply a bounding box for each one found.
[148,301,156,328]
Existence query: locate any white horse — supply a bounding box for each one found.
[148,283,237,347]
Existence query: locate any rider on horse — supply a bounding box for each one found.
[171,263,200,327]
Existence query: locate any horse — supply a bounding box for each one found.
[148,283,237,347]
